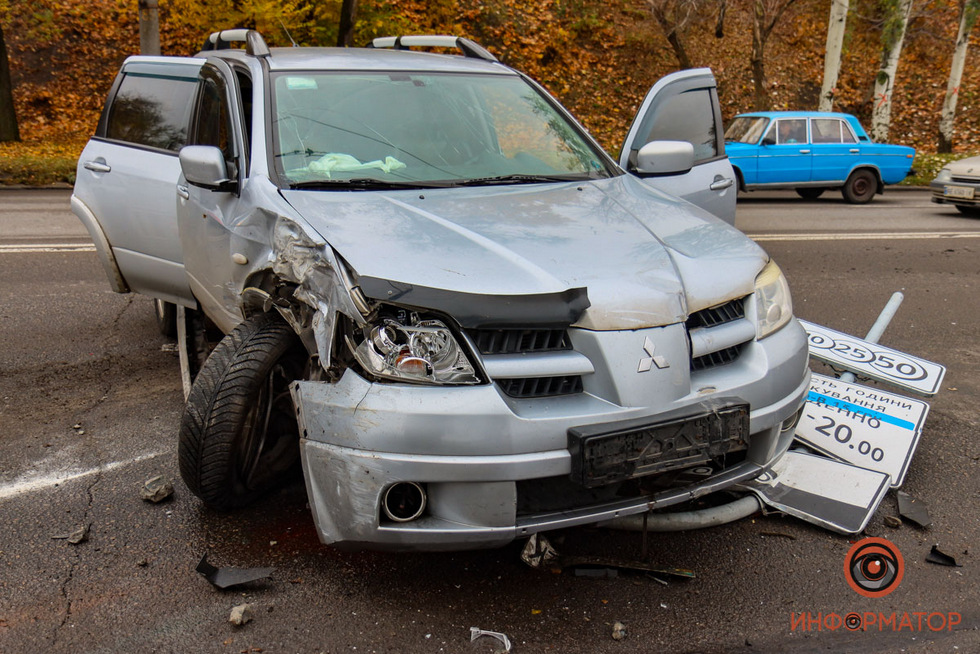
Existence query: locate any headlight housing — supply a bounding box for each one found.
[934,168,952,183]
[348,307,480,385]
[754,260,793,339]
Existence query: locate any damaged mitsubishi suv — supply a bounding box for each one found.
[72,30,810,550]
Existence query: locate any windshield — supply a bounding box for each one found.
[725,116,770,144]
[272,72,613,188]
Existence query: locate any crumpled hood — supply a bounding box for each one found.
[281,175,767,330]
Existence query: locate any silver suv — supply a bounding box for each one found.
[72,30,809,550]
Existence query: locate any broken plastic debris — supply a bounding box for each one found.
[52,524,90,544]
[139,475,174,503]
[897,491,932,528]
[612,621,627,641]
[196,554,274,590]
[560,556,695,580]
[520,533,559,569]
[229,603,253,626]
[470,627,512,653]
[926,545,963,567]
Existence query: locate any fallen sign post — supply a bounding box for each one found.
[748,292,946,533]
[798,318,945,396]
[795,373,929,488]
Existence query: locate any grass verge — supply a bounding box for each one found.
[0,137,87,186]
[901,152,979,186]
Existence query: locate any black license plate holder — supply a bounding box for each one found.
[568,405,750,488]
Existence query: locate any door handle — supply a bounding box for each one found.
[850,148,860,153]
[83,160,111,173]
[710,178,734,191]
[799,149,811,154]
[176,185,190,200]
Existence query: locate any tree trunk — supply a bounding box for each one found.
[0,24,19,142]
[751,1,768,110]
[650,3,692,69]
[870,0,914,143]
[938,0,979,152]
[337,0,359,47]
[819,0,849,111]
[139,0,161,56]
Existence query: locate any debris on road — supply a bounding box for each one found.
[884,516,902,528]
[560,556,695,580]
[520,533,558,569]
[612,621,627,641]
[926,545,963,567]
[196,554,274,590]
[229,603,254,626]
[897,491,932,528]
[52,524,89,544]
[470,627,512,653]
[139,475,174,503]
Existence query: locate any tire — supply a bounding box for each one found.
[154,298,177,338]
[842,169,877,204]
[795,187,825,200]
[178,313,306,510]
[955,204,980,217]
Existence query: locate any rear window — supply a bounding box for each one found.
[105,73,197,152]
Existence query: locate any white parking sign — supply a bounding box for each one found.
[799,320,946,396]
[795,373,929,487]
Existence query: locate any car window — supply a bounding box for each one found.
[634,88,718,163]
[812,119,846,144]
[192,76,234,163]
[764,119,807,145]
[725,116,769,144]
[104,73,197,152]
[271,72,612,186]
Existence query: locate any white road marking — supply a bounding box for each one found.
[748,231,980,242]
[0,243,96,253]
[0,451,168,501]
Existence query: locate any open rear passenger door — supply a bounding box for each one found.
[620,68,737,225]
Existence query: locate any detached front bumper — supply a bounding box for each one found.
[293,321,810,551]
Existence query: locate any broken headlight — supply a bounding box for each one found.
[933,168,952,183]
[754,260,793,339]
[348,308,480,385]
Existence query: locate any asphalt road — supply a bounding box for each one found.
[0,188,978,653]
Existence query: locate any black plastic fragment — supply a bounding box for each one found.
[196,554,274,589]
[926,545,962,567]
[896,491,931,528]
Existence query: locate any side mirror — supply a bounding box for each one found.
[762,135,776,146]
[179,145,235,191]
[634,140,694,176]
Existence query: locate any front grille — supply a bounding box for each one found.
[468,328,571,355]
[687,297,749,371]
[691,344,745,371]
[951,175,980,184]
[498,375,582,398]
[686,298,745,329]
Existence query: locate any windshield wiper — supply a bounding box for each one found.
[451,174,597,187]
[288,178,453,190]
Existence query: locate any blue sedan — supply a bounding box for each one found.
[724,111,915,203]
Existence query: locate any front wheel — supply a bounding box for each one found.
[955,204,980,217]
[842,169,877,204]
[178,313,306,511]
[795,187,825,200]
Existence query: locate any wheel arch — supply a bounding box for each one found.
[848,165,884,195]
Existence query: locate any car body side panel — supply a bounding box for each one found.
[619,69,736,225]
[74,139,196,306]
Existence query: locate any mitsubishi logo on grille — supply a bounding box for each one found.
[638,336,670,372]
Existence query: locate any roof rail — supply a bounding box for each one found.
[201,29,271,57]
[369,35,498,62]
